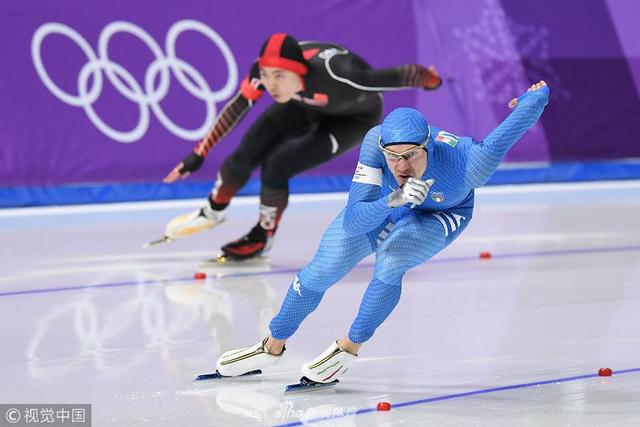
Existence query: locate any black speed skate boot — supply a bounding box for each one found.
[219,223,275,261]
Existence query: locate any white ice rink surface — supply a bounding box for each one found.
[1,181,639,426]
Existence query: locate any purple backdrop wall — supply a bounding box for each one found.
[1,0,639,205]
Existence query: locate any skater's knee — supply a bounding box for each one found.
[374,240,436,282]
[299,243,358,289]
[223,150,254,177]
[373,264,406,285]
[298,265,341,292]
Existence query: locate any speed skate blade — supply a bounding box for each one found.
[142,236,173,249]
[200,254,270,268]
[285,376,339,393]
[194,369,262,381]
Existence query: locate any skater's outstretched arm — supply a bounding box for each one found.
[343,127,394,236]
[464,81,550,188]
[327,52,442,91]
[163,63,265,183]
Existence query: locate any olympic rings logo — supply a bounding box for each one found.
[31,20,238,143]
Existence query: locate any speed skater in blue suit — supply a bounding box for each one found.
[213,81,550,384]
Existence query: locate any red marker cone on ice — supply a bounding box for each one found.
[598,368,613,377]
[376,402,391,411]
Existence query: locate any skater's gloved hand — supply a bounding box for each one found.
[422,65,442,91]
[163,152,204,183]
[508,80,549,109]
[387,178,435,208]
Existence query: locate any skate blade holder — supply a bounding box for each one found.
[142,236,173,249]
[194,369,262,381]
[285,376,339,393]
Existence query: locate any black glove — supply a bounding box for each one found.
[179,152,204,174]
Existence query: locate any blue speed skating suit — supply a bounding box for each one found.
[269,86,549,343]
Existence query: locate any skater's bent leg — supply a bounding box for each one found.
[348,278,402,343]
[258,130,333,231]
[258,110,377,229]
[210,154,253,206]
[268,282,325,339]
[269,210,377,340]
[347,210,471,344]
[211,102,311,207]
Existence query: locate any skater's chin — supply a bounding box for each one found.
[271,94,290,103]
